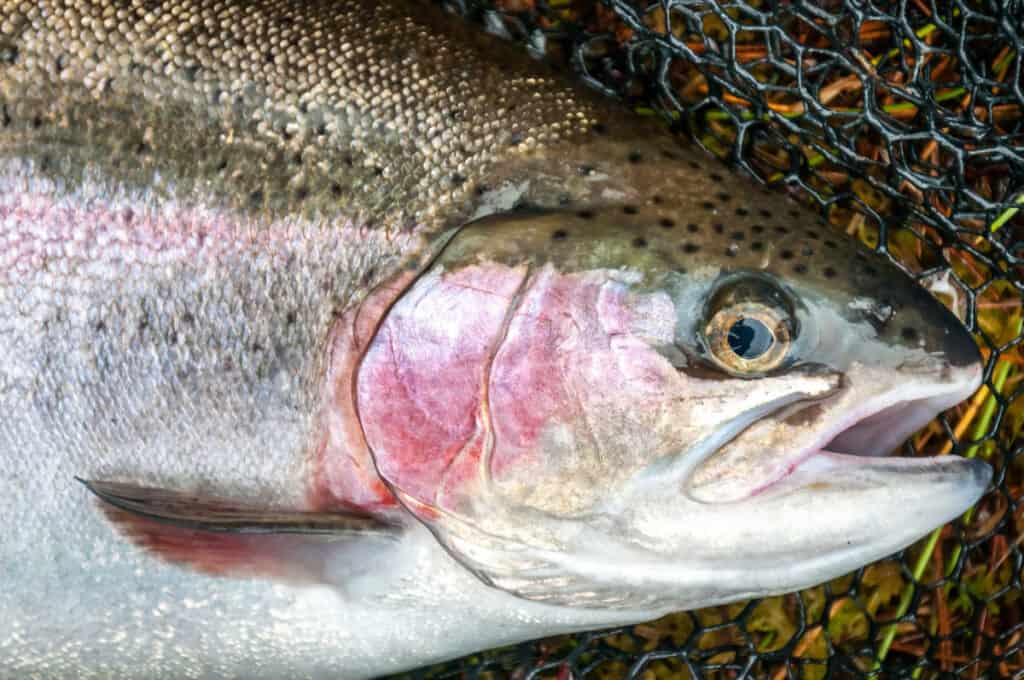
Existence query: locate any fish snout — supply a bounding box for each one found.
[868,266,982,370]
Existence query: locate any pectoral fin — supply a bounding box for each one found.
[78,478,399,583]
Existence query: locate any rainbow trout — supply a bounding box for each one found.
[0,0,988,677]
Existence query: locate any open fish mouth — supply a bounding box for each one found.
[748,362,987,500]
[574,362,994,612]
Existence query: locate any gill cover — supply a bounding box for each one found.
[356,208,987,609]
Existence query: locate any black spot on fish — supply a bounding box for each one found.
[578,164,594,176]
[623,205,638,215]
[687,223,700,233]
[806,230,819,240]
[775,226,789,234]
[825,239,838,249]
[751,241,765,251]
[901,327,919,342]
[633,237,648,248]
[713,223,725,234]
[683,243,700,254]
[552,229,568,241]
[789,209,801,218]
[794,263,808,274]
[759,209,773,218]
[451,174,466,186]
[736,207,749,216]
[94,320,106,333]
[659,217,676,229]
[701,201,716,211]
[591,122,607,135]
[823,266,837,278]
[801,245,814,256]
[331,183,343,198]
[295,186,309,201]
[652,195,663,205]
[731,231,745,241]
[661,150,678,160]
[508,131,524,145]
[688,160,701,170]
[710,173,724,182]
[0,104,9,128]
[286,311,298,326]
[781,249,794,260]
[628,151,643,164]
[717,192,731,202]
[752,224,765,234]
[577,210,594,220]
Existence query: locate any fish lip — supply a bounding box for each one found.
[747,360,984,499]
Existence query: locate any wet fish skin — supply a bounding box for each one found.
[0,0,988,677]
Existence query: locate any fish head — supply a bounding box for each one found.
[355,204,987,611]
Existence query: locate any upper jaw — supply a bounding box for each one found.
[768,359,984,491]
[824,361,982,458]
[687,360,984,503]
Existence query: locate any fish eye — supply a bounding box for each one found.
[702,278,795,375]
[728,317,774,359]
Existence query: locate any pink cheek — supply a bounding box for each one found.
[488,284,677,478]
[356,264,679,515]
[356,265,528,507]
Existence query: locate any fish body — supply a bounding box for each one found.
[0,0,988,677]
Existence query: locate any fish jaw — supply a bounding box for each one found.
[598,452,989,610]
[595,361,988,607]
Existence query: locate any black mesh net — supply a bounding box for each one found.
[400,1,1024,677]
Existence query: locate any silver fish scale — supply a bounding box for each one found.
[0,0,610,229]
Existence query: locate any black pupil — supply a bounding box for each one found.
[727,317,774,359]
